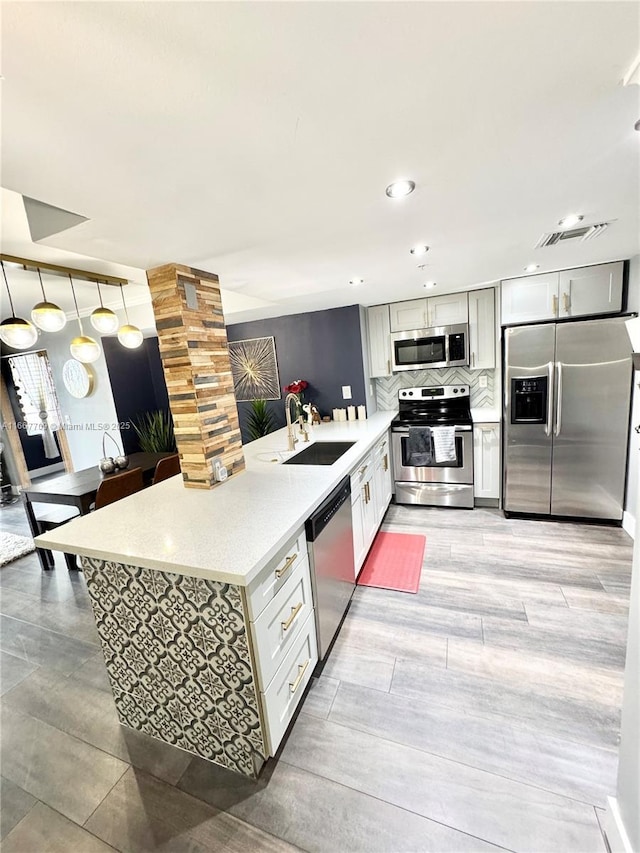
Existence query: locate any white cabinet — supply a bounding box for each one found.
[351,453,374,572]
[389,293,469,332]
[501,261,624,325]
[389,299,427,332]
[558,262,623,318]
[367,305,392,377]
[427,292,468,326]
[372,433,393,526]
[473,423,501,501]
[350,434,392,574]
[501,272,559,325]
[468,288,496,370]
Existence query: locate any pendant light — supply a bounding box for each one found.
[31,268,67,332]
[90,281,119,334]
[0,261,39,350]
[68,273,101,363]
[117,284,143,349]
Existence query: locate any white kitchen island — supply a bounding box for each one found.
[35,412,396,777]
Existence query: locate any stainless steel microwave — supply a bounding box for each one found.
[390,323,469,372]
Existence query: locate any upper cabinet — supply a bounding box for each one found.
[367,304,392,377]
[501,272,559,325]
[389,298,427,331]
[389,292,468,332]
[558,263,623,319]
[501,261,624,325]
[468,288,496,370]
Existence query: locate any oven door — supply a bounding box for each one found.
[391,426,473,484]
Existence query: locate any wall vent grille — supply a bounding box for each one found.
[535,222,610,248]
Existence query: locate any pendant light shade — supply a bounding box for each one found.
[70,335,102,363]
[90,282,119,334]
[117,284,143,349]
[68,273,101,363]
[0,261,39,349]
[30,269,67,332]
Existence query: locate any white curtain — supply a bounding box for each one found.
[8,353,61,459]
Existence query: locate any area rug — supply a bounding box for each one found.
[0,532,35,567]
[357,531,426,594]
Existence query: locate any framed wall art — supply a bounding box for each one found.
[228,336,281,402]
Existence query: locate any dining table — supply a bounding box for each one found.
[22,452,173,570]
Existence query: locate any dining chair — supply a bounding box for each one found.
[35,504,81,571]
[94,467,144,510]
[152,454,181,485]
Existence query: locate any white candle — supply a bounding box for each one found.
[347,406,356,421]
[332,408,339,421]
[358,405,366,420]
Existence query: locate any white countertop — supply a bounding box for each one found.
[471,407,501,424]
[35,411,397,586]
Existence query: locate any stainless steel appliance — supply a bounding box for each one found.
[503,316,632,520]
[305,476,355,659]
[391,385,474,508]
[391,323,469,372]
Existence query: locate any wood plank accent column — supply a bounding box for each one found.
[146,263,244,489]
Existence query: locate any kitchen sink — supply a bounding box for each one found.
[282,441,356,466]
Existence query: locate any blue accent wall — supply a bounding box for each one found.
[227,304,366,443]
[103,336,171,454]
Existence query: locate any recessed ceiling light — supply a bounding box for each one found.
[524,264,540,273]
[558,213,583,229]
[385,180,415,199]
[423,281,437,289]
[410,245,429,256]
[349,278,364,286]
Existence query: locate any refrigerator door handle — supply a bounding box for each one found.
[545,361,554,436]
[554,362,563,436]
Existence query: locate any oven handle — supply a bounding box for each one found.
[392,425,472,433]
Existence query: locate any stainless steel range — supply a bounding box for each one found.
[391,385,474,508]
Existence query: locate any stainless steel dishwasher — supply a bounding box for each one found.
[305,476,355,660]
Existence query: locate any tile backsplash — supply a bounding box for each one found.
[374,367,496,411]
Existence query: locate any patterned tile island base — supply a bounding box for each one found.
[80,556,266,778]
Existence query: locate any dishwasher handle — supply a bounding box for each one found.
[305,476,351,542]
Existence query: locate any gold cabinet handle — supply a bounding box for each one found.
[383,453,388,472]
[387,359,391,374]
[472,352,475,368]
[562,292,570,314]
[289,659,310,693]
[282,602,303,631]
[359,464,368,476]
[364,482,371,504]
[275,553,297,579]
[552,294,558,316]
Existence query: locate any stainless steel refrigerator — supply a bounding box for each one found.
[503,316,632,520]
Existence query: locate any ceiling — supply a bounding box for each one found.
[1,2,639,326]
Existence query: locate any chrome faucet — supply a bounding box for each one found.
[285,393,300,451]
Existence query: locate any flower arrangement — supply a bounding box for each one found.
[283,379,309,418]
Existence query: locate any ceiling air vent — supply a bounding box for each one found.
[535,222,610,249]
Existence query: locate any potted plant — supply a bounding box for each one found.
[246,399,276,441]
[132,410,177,453]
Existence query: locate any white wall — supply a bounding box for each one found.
[37,325,122,472]
[624,255,640,538]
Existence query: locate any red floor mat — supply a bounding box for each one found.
[356,532,425,594]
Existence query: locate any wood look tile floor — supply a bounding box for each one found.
[0,501,633,853]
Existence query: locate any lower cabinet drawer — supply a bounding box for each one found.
[261,612,318,756]
[250,555,313,690]
[245,528,307,621]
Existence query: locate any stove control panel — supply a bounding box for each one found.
[398,385,470,400]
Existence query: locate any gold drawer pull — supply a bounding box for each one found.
[282,602,303,631]
[289,658,310,693]
[275,553,297,578]
[552,294,558,316]
[364,482,371,504]
[383,453,388,472]
[359,464,368,476]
